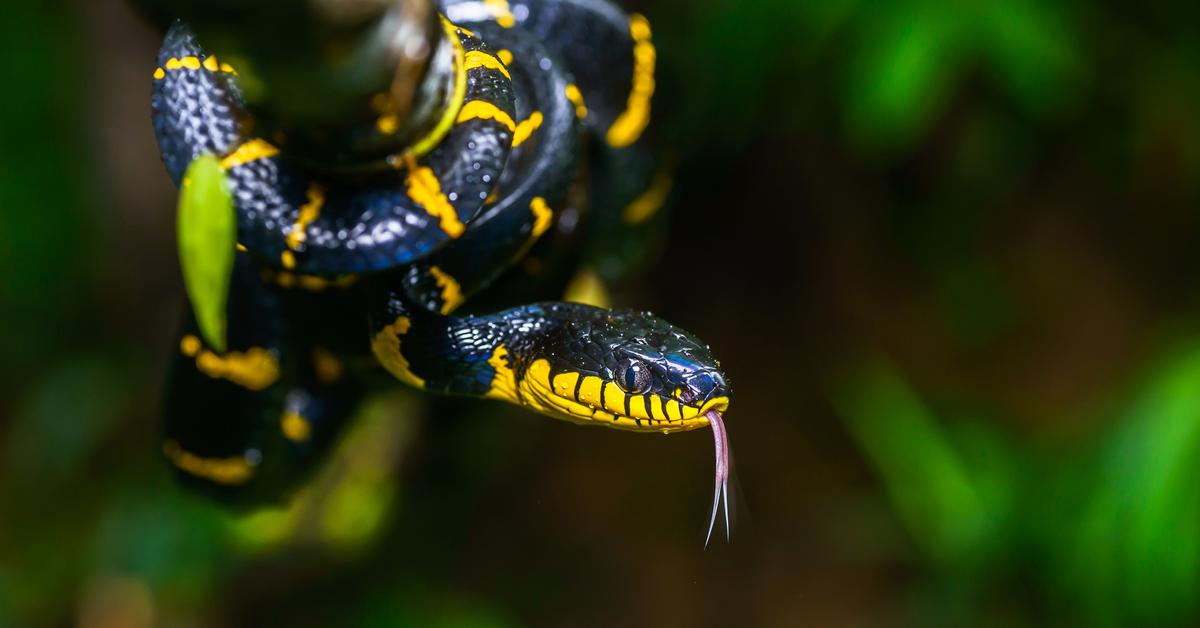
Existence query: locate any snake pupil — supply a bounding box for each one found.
[617,358,650,394]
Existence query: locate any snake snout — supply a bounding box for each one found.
[682,369,729,406]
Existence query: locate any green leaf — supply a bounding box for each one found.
[832,359,993,569]
[973,0,1085,116]
[843,4,966,155]
[177,154,235,353]
[1067,343,1200,622]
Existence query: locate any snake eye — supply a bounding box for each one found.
[616,358,651,394]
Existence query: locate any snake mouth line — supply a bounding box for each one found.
[696,396,730,417]
[517,359,729,432]
[533,391,718,432]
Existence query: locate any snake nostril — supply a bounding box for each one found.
[685,372,718,403]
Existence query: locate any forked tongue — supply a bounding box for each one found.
[704,409,730,547]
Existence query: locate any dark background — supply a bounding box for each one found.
[6,0,1200,625]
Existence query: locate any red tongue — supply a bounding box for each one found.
[704,409,730,547]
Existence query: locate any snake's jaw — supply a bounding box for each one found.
[704,408,731,547]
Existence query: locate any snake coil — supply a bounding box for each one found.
[154,0,734,543]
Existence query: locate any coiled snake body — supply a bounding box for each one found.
[153,0,733,541]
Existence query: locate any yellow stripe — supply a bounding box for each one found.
[401,17,468,159]
[312,347,344,384]
[155,55,237,80]
[553,372,580,398]
[606,14,656,148]
[530,197,553,236]
[194,347,280,390]
[261,268,359,292]
[649,394,664,421]
[376,114,400,135]
[285,184,325,250]
[485,345,519,402]
[180,334,280,390]
[511,363,712,431]
[665,399,682,422]
[603,382,627,414]
[428,265,465,314]
[220,139,279,169]
[163,440,255,484]
[403,155,466,238]
[698,396,730,415]
[165,56,202,71]
[534,360,554,391]
[465,50,511,79]
[180,334,202,357]
[565,84,588,119]
[521,362,593,419]
[563,268,610,308]
[281,411,312,442]
[512,111,543,147]
[371,316,427,388]
[456,100,517,132]
[483,0,515,27]
[628,394,648,420]
[577,375,603,406]
[592,409,615,422]
[622,168,673,225]
[512,197,554,262]
[541,389,597,420]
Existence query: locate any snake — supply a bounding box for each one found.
[152,0,733,542]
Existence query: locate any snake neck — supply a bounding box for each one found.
[370,290,729,432]
[369,293,575,402]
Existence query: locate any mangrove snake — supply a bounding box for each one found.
[153,0,733,542]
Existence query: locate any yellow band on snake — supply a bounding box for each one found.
[402,16,470,160]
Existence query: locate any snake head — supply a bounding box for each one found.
[616,331,730,410]
[513,305,730,433]
[506,304,734,544]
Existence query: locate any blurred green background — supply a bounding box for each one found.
[6,0,1200,625]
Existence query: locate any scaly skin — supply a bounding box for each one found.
[154,1,732,539]
[368,296,729,433]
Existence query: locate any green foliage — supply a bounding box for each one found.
[7,0,1200,625]
[1064,345,1200,624]
[836,345,1200,624]
[4,357,125,482]
[177,154,236,352]
[0,2,90,373]
[354,586,516,628]
[833,361,996,570]
[843,4,966,153]
[668,0,1086,157]
[843,0,1084,154]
